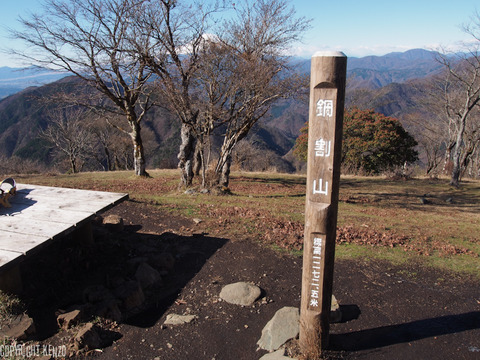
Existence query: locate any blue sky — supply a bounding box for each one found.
[292,0,479,57]
[0,0,478,67]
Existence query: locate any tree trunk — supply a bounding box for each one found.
[70,155,77,174]
[178,123,196,188]
[193,140,202,177]
[450,118,466,187]
[215,132,248,189]
[129,119,149,177]
[215,138,234,188]
[219,153,232,188]
[103,143,112,171]
[442,143,453,174]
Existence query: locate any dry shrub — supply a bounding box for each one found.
[0,155,47,177]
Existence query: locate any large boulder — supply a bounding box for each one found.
[219,282,262,306]
[257,307,300,352]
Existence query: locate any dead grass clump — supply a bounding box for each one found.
[0,291,25,323]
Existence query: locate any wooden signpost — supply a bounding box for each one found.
[299,51,347,355]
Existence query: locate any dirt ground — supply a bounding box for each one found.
[12,199,480,360]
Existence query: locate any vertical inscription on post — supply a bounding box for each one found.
[306,88,336,310]
[306,88,337,204]
[308,234,325,310]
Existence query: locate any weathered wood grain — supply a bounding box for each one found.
[0,184,128,271]
[300,51,347,355]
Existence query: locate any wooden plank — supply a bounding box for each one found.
[0,183,128,276]
[0,204,93,224]
[11,184,128,214]
[0,249,24,271]
[0,217,74,238]
[16,184,127,204]
[0,230,47,254]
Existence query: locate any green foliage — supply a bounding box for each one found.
[14,138,52,162]
[342,108,418,174]
[293,108,418,174]
[292,122,308,162]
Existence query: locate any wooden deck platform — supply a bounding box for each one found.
[0,184,128,273]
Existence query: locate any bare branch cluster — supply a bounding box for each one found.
[435,16,480,186]
[11,0,310,186]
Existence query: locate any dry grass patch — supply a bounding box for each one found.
[12,170,480,277]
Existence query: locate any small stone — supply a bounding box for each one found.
[219,282,262,306]
[163,314,197,325]
[330,295,342,323]
[259,348,294,360]
[193,218,203,224]
[103,214,124,232]
[57,309,82,330]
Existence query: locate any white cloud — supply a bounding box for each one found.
[287,43,418,58]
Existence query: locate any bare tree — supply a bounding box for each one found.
[402,106,447,176]
[137,0,223,188]
[196,0,310,188]
[11,0,154,176]
[41,109,96,173]
[436,14,480,186]
[139,0,308,189]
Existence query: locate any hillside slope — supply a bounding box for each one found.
[0,49,446,172]
[347,49,442,90]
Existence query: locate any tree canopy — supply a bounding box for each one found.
[12,0,154,176]
[294,108,418,174]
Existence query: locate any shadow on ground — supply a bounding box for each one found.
[17,223,228,341]
[330,311,480,351]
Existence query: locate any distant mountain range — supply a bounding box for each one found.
[0,67,67,99]
[346,48,443,89]
[0,49,448,172]
[0,48,442,98]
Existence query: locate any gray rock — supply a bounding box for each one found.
[152,252,175,271]
[0,314,36,340]
[57,309,82,330]
[330,295,342,323]
[95,298,122,323]
[135,262,162,289]
[163,314,197,325]
[74,323,102,351]
[220,282,262,306]
[103,214,124,232]
[113,280,145,311]
[83,285,114,303]
[259,348,294,360]
[257,307,299,352]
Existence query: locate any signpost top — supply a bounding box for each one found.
[312,51,346,58]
